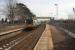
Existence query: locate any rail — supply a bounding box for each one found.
[0,27,25,50]
[0,24,46,50]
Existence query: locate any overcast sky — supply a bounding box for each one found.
[0,0,75,19]
[18,0,75,19]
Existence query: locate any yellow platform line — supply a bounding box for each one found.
[34,24,54,50]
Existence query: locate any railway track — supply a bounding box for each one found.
[0,24,46,50]
[0,27,25,50]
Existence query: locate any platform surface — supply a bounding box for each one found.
[0,24,25,35]
[34,24,54,50]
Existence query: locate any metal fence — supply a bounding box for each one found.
[50,20,75,33]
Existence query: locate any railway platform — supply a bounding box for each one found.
[34,24,54,50]
[0,24,25,35]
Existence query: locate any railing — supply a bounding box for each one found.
[50,20,75,38]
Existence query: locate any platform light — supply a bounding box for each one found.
[54,4,58,20]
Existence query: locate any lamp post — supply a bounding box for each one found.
[55,4,58,19]
[73,8,75,20]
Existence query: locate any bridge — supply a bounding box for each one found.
[34,17,50,19]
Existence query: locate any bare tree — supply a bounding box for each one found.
[5,1,35,24]
[5,0,17,24]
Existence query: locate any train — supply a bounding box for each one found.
[25,17,41,29]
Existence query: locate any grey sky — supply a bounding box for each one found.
[0,0,75,19]
[18,0,75,19]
